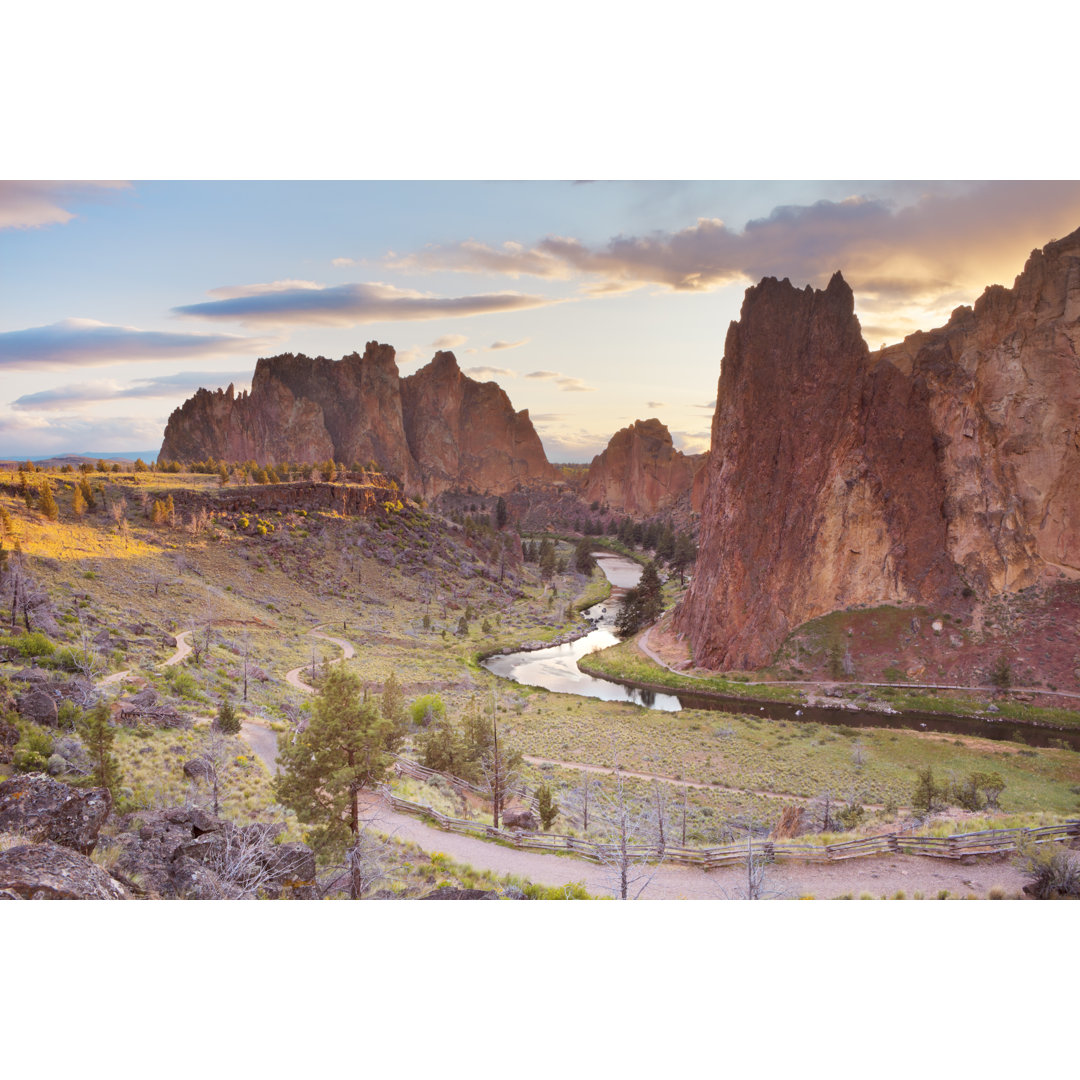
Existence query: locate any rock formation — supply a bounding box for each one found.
[0,843,128,900]
[677,226,1080,670]
[0,774,112,854]
[583,418,704,517]
[401,352,555,496]
[160,344,556,497]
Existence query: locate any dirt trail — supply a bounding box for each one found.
[284,628,355,692]
[240,719,280,774]
[95,629,194,690]
[522,754,826,804]
[163,630,192,668]
[359,793,1028,899]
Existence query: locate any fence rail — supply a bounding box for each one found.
[376,784,1080,871]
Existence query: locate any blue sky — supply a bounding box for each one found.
[4,179,1080,461]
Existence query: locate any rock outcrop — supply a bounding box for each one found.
[111,806,316,899]
[0,775,111,854]
[583,419,704,517]
[677,226,1080,670]
[160,344,556,497]
[401,352,556,497]
[0,843,128,900]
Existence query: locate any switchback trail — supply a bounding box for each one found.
[95,629,194,689]
[284,628,356,692]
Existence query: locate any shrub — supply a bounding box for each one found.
[216,698,241,735]
[1015,841,1080,899]
[13,723,54,773]
[9,631,56,658]
[410,694,446,728]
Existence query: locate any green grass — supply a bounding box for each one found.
[578,638,804,702]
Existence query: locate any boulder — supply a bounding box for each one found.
[0,775,111,854]
[0,718,19,764]
[17,689,58,726]
[182,757,213,782]
[501,807,539,831]
[129,687,159,708]
[0,843,127,899]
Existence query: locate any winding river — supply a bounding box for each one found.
[482,552,1080,750]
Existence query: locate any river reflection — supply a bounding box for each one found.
[481,554,683,710]
[480,551,1080,749]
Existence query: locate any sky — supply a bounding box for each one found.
[3,179,1080,462]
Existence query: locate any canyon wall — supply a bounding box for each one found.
[676,226,1080,670]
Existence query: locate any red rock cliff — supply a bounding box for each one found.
[583,418,703,517]
[677,228,1080,670]
[160,343,555,496]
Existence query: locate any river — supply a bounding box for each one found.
[482,552,1080,750]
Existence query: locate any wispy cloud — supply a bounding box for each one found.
[431,333,468,349]
[488,338,529,351]
[524,370,595,392]
[463,366,516,381]
[0,319,263,370]
[11,371,252,412]
[174,280,558,328]
[646,400,667,408]
[0,181,130,230]
[331,257,357,268]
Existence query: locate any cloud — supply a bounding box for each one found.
[431,333,468,349]
[331,257,357,268]
[556,376,594,392]
[0,411,165,457]
[695,399,717,410]
[646,400,667,408]
[488,338,529,351]
[529,413,566,423]
[524,369,595,392]
[174,280,558,327]
[0,319,263,370]
[0,181,130,230]
[386,182,1080,341]
[463,366,516,381]
[672,430,712,455]
[11,371,253,412]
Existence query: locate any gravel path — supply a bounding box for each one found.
[360,794,1028,899]
[162,630,192,668]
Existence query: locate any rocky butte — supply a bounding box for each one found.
[676,225,1080,671]
[583,418,705,517]
[159,344,556,498]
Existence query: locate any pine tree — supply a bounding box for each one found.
[275,666,393,855]
[495,495,508,530]
[539,538,556,581]
[79,702,122,808]
[78,477,96,509]
[72,486,87,517]
[216,698,241,734]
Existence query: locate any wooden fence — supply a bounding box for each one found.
[377,780,1080,870]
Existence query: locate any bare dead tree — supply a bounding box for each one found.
[321,804,400,899]
[594,766,660,900]
[478,685,522,830]
[72,603,106,686]
[195,728,232,815]
[652,779,669,857]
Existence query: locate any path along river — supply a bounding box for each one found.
[482,553,1080,751]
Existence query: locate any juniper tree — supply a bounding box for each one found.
[38,480,59,522]
[216,698,241,735]
[79,702,122,809]
[537,782,559,831]
[274,665,394,856]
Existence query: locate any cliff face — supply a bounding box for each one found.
[583,418,703,517]
[160,343,555,497]
[676,226,1080,671]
